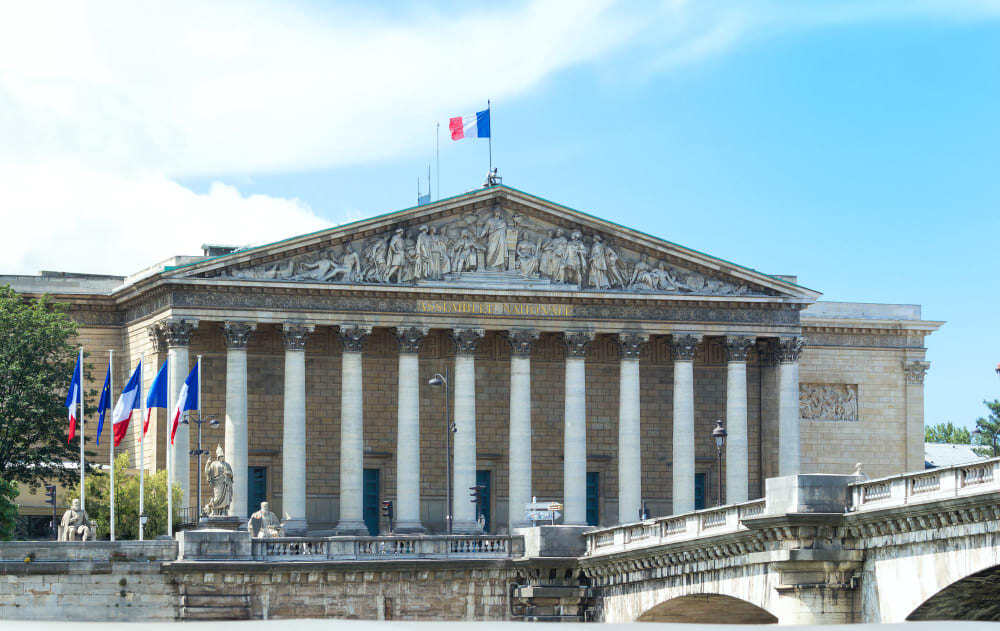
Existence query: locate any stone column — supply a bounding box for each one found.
[223,321,255,520]
[507,329,539,530]
[563,331,594,526]
[334,324,372,535]
[670,334,701,515]
[617,332,648,524]
[452,328,485,534]
[777,336,804,477]
[395,326,429,534]
[725,335,754,505]
[281,323,313,534]
[160,318,197,511]
[904,360,931,471]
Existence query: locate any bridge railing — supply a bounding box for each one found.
[850,456,1000,513]
[251,534,523,561]
[585,498,766,556]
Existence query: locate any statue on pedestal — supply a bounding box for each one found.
[58,498,95,541]
[248,501,286,538]
[203,445,234,517]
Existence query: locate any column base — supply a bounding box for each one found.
[282,519,308,536]
[333,520,370,536]
[451,520,485,535]
[392,521,427,534]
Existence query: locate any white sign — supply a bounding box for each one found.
[525,510,562,523]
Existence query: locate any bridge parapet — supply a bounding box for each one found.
[850,457,1000,513]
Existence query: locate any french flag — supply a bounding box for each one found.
[449,108,490,141]
[171,364,199,444]
[146,360,169,434]
[65,353,83,443]
[112,361,142,447]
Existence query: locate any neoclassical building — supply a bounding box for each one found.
[5,185,941,534]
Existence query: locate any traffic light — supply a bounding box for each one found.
[380,500,393,520]
[470,485,486,504]
[44,485,57,507]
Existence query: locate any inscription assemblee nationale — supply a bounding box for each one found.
[417,300,573,317]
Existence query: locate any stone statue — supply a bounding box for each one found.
[479,209,508,270]
[58,498,95,541]
[248,501,285,538]
[588,235,624,289]
[203,444,234,517]
[384,228,407,284]
[557,231,588,285]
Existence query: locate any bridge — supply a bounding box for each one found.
[581,457,1000,624]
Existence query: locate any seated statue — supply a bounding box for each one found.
[247,501,285,538]
[58,498,96,542]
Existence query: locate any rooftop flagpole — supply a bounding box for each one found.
[488,99,492,175]
[436,121,440,200]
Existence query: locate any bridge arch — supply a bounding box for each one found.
[636,594,778,624]
[907,564,1000,621]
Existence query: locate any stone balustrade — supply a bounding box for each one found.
[585,498,766,557]
[849,456,1000,513]
[250,534,523,561]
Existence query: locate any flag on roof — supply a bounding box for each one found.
[112,361,142,447]
[171,363,199,444]
[449,108,490,141]
[65,353,83,443]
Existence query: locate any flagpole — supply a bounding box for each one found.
[166,357,173,538]
[79,347,85,513]
[139,355,145,542]
[435,122,440,200]
[488,99,492,174]
[109,349,115,542]
[197,355,203,518]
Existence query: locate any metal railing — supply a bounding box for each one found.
[585,498,766,557]
[251,534,524,561]
[849,457,1000,513]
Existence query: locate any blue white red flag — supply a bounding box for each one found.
[145,360,169,435]
[96,366,111,445]
[65,354,83,443]
[449,108,490,141]
[171,363,199,444]
[112,361,142,447]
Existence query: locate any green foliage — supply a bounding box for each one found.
[925,421,972,445]
[973,400,1000,458]
[67,453,181,540]
[0,285,92,486]
[0,479,19,540]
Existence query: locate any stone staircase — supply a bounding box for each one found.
[179,589,252,620]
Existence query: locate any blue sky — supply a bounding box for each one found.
[2,1,999,429]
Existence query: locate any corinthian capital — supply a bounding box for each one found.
[339,324,373,353]
[223,321,256,349]
[618,332,649,360]
[564,331,595,358]
[725,335,755,363]
[776,336,805,364]
[669,334,701,361]
[904,360,930,385]
[395,326,429,354]
[159,318,198,348]
[452,328,486,355]
[507,329,540,356]
[282,323,314,351]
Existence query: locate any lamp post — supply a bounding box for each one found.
[182,411,219,518]
[429,369,456,534]
[712,419,727,506]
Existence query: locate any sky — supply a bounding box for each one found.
[1,0,999,430]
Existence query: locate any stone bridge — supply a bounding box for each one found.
[582,457,1000,624]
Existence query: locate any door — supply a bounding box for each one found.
[475,470,491,532]
[695,472,707,510]
[586,471,600,526]
[248,466,267,516]
[363,468,380,536]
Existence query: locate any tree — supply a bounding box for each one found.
[0,479,18,540]
[972,400,1000,458]
[67,453,181,540]
[0,285,92,486]
[925,421,972,444]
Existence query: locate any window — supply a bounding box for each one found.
[586,472,600,526]
[363,468,380,536]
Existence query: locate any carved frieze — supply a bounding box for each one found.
[904,360,931,385]
[282,323,313,351]
[395,326,429,354]
[564,331,595,358]
[507,329,540,356]
[223,321,255,349]
[452,328,485,354]
[339,324,373,353]
[800,384,859,421]
[618,333,649,360]
[201,206,768,297]
[670,334,701,361]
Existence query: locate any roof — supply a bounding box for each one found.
[924,442,986,469]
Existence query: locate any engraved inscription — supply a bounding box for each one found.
[417,300,572,317]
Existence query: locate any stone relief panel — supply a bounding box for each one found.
[799,383,859,422]
[202,207,769,296]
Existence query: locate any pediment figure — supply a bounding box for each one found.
[184,187,805,299]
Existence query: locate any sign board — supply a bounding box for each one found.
[525,510,562,523]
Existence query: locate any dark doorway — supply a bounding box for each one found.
[695,472,707,510]
[248,466,267,516]
[363,468,380,536]
[586,471,600,526]
[475,469,491,532]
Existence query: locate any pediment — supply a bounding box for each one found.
[172,186,816,301]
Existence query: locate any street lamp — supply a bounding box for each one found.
[972,427,998,458]
[429,369,456,534]
[181,412,220,518]
[712,419,727,506]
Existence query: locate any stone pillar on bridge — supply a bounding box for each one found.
[618,332,648,524]
[508,329,539,531]
[161,318,197,511]
[394,326,428,533]
[563,331,594,526]
[223,321,255,520]
[777,336,804,477]
[670,334,701,514]
[452,327,485,534]
[281,322,313,534]
[725,335,753,504]
[335,324,373,535]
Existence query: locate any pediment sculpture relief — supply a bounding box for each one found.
[207,208,767,296]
